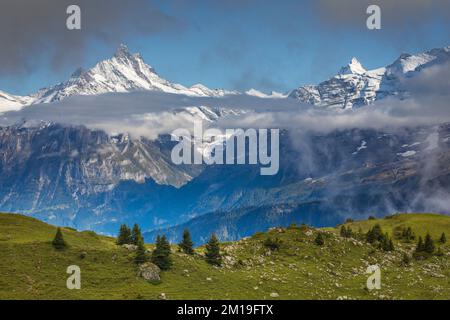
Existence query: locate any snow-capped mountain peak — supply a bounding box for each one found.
[21,44,236,105]
[1,44,450,114]
[339,57,366,75]
[188,83,238,97]
[385,52,436,76]
[289,45,450,109]
[0,90,34,113]
[31,44,194,104]
[245,89,287,99]
[114,43,134,59]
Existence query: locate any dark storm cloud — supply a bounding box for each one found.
[0,0,181,74]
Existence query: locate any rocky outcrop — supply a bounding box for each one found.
[138,262,161,282]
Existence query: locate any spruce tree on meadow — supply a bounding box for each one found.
[205,234,222,266]
[340,225,353,238]
[424,233,435,254]
[117,224,132,245]
[178,229,194,255]
[134,237,148,264]
[440,232,446,244]
[314,232,325,246]
[340,225,346,237]
[366,224,383,244]
[416,236,424,252]
[400,227,415,242]
[402,252,411,266]
[52,227,66,250]
[131,223,143,245]
[151,235,172,270]
[388,238,395,251]
[382,233,394,251]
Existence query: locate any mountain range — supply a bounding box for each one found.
[0,44,284,112]
[0,44,449,243]
[2,44,449,113]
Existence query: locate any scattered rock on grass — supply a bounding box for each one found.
[138,262,161,282]
[122,244,138,251]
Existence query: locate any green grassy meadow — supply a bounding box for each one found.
[0,212,449,300]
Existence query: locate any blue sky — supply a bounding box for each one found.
[1,0,449,95]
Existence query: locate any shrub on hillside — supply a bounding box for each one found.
[264,237,282,251]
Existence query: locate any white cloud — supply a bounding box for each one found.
[1,82,450,140]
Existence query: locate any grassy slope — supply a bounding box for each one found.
[0,212,449,300]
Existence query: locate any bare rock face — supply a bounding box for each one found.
[138,262,161,282]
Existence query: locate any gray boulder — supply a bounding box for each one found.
[122,244,138,251]
[138,262,161,282]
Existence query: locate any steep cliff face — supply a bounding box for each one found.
[146,123,450,243]
[1,121,449,237]
[0,123,202,230]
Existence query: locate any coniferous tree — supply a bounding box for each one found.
[205,234,222,266]
[380,233,390,251]
[131,223,143,245]
[366,224,383,244]
[117,224,132,245]
[408,227,416,241]
[401,227,407,239]
[402,252,411,266]
[151,235,172,270]
[52,227,66,250]
[440,232,446,244]
[340,225,346,237]
[388,238,395,251]
[424,233,435,254]
[347,226,353,238]
[416,236,424,252]
[134,237,148,264]
[178,229,194,255]
[314,233,324,246]
[400,227,415,241]
[340,225,353,238]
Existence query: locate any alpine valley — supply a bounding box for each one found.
[1,44,450,244]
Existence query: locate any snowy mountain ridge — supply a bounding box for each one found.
[30,44,237,104]
[289,45,450,109]
[1,44,449,113]
[0,45,240,113]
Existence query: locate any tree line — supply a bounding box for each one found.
[116,225,222,270]
[338,222,447,259]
